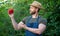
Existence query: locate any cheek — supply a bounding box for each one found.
[30,8,34,12]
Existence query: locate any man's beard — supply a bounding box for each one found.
[30,11,36,15]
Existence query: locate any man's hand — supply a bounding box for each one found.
[8,8,14,18]
[20,24,27,29]
[8,14,14,18]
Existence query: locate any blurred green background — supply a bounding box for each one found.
[0,0,60,36]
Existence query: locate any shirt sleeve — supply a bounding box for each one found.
[21,17,27,24]
[39,18,47,25]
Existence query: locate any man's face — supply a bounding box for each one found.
[29,6,37,15]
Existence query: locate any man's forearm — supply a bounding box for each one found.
[25,27,41,34]
[11,17,18,30]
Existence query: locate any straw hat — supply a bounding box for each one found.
[30,1,43,9]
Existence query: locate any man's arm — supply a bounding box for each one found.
[23,23,46,34]
[9,14,24,30]
[11,17,24,30]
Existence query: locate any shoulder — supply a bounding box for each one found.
[38,15,47,25]
[39,15,47,21]
[22,16,32,22]
[23,16,31,20]
[22,16,31,24]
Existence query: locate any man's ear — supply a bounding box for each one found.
[36,8,39,12]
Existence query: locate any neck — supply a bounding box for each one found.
[32,13,38,18]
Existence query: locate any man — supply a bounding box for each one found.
[8,1,47,36]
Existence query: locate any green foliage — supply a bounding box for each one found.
[0,0,60,36]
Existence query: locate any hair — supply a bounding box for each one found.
[33,6,40,12]
[38,8,40,12]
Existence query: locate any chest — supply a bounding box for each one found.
[26,18,39,28]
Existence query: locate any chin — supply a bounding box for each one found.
[30,11,36,14]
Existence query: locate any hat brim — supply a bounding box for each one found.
[29,4,44,9]
[29,4,40,8]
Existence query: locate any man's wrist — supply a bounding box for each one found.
[24,26,28,30]
[10,17,14,20]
